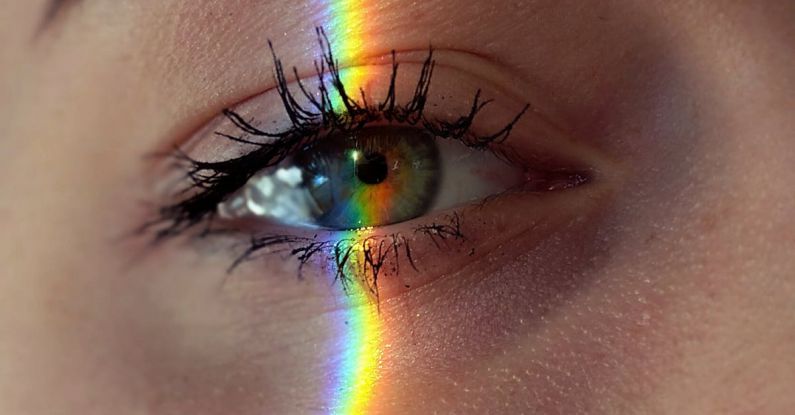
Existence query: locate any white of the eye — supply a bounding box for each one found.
[251,176,275,198]
[217,194,247,219]
[217,167,322,226]
[275,166,304,187]
[430,139,522,211]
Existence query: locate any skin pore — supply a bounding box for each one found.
[1,1,794,414]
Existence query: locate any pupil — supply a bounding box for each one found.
[355,152,388,185]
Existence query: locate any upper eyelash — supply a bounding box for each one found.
[146,27,529,241]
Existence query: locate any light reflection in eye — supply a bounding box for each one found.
[217,125,522,230]
[217,166,323,225]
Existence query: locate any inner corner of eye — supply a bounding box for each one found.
[215,125,527,230]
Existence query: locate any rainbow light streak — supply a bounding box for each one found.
[326,259,382,415]
[321,1,385,414]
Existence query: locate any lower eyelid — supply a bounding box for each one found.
[221,172,606,303]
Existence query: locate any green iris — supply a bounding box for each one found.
[293,126,441,229]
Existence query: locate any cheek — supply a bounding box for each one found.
[106,237,349,413]
[366,204,677,413]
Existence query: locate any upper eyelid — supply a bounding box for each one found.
[157,47,592,202]
[175,68,531,175]
[179,66,535,156]
[152,47,546,155]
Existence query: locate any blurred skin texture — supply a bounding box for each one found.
[1,1,794,414]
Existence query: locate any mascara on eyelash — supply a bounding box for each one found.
[230,212,467,300]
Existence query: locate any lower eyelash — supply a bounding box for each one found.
[228,212,467,301]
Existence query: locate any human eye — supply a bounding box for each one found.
[147,29,595,300]
[216,123,522,229]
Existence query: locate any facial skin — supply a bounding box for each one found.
[1,1,794,414]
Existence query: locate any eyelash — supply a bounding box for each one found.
[146,27,530,296]
[232,212,466,297]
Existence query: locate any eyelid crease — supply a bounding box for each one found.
[152,47,555,154]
